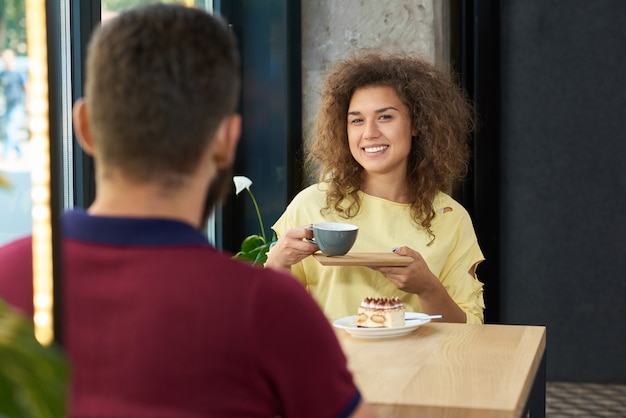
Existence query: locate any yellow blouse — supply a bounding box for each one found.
[272,183,485,323]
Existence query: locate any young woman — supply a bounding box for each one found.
[266,52,485,324]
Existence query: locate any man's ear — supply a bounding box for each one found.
[72,98,96,156]
[212,113,241,169]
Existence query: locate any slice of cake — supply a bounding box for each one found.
[357,297,405,328]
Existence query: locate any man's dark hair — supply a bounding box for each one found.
[85,4,240,187]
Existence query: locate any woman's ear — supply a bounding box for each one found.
[72,98,96,156]
[212,113,241,169]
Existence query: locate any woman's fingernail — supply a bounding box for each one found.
[392,247,399,253]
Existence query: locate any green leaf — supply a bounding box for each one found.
[0,300,68,418]
[233,234,277,266]
[240,235,265,254]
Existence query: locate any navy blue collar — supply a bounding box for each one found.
[62,209,211,247]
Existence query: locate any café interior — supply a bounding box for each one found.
[0,0,624,416]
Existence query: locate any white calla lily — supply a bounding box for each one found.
[232,175,274,265]
[233,176,252,195]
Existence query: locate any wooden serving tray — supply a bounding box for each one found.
[313,252,413,267]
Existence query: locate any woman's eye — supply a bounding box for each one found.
[349,118,363,124]
[379,114,392,120]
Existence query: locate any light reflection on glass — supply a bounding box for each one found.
[25,0,53,346]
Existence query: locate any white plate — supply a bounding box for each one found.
[332,312,432,339]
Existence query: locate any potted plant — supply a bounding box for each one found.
[0,300,67,418]
[0,176,68,417]
[232,176,276,265]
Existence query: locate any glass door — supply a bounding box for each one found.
[0,0,30,246]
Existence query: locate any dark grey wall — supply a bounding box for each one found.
[215,0,302,252]
[500,1,626,382]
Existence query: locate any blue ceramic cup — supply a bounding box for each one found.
[308,222,358,256]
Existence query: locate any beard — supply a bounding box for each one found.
[200,165,233,229]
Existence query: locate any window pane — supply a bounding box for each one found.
[0,0,30,245]
[98,0,217,243]
[102,0,207,18]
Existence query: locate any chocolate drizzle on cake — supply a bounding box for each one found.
[359,297,403,309]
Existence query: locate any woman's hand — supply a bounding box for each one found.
[372,246,439,295]
[372,246,467,323]
[264,226,319,272]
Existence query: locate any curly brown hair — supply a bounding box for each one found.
[306,52,474,242]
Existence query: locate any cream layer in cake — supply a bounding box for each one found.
[357,297,405,328]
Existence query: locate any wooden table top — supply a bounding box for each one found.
[335,322,546,418]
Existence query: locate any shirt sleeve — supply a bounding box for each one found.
[438,208,486,324]
[271,209,289,238]
[0,237,34,318]
[271,201,309,287]
[251,269,360,418]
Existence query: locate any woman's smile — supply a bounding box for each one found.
[363,144,389,154]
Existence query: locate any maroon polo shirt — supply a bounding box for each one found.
[0,210,361,417]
